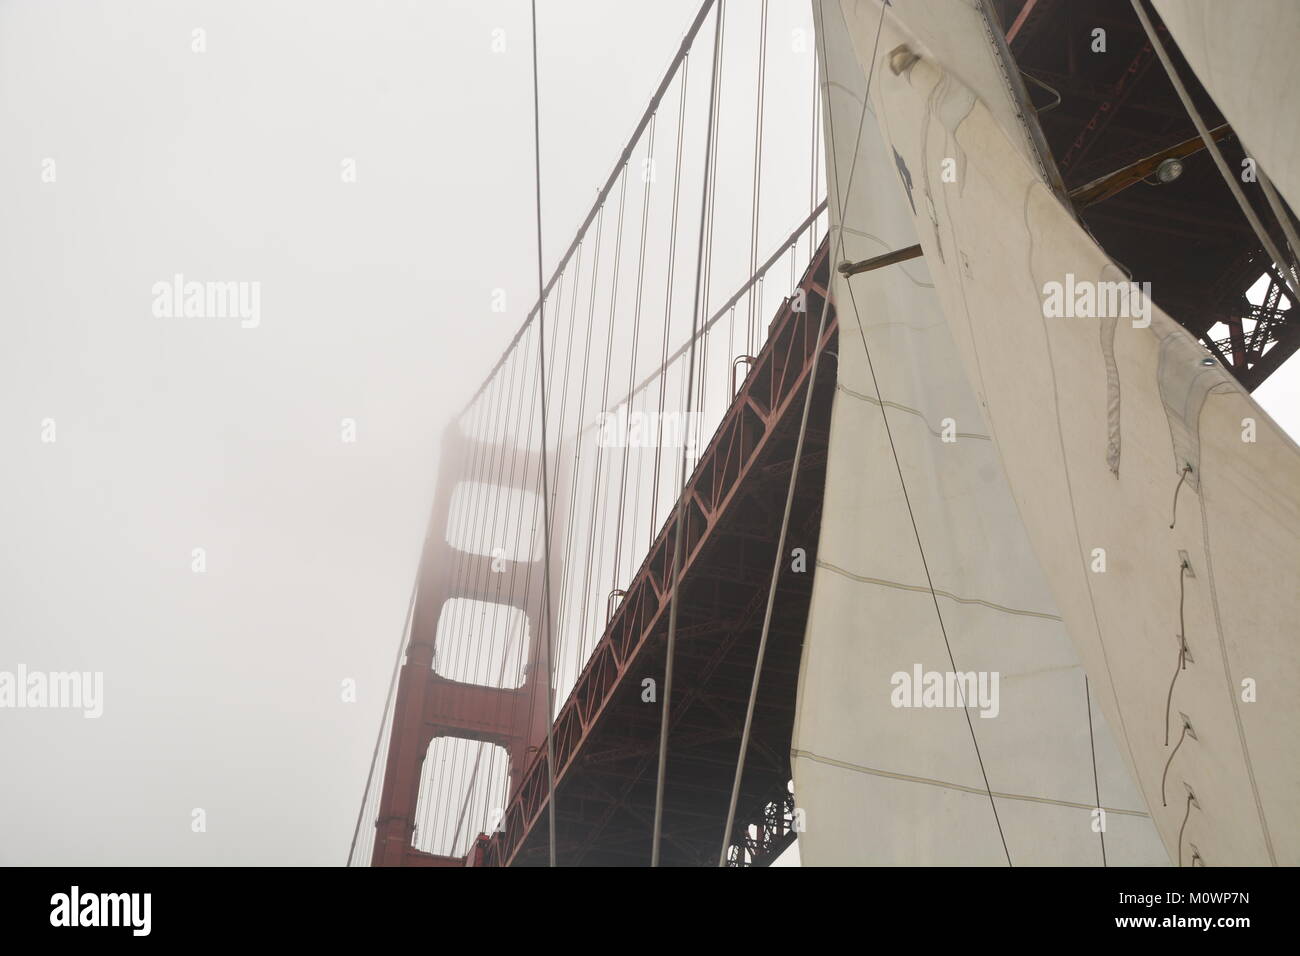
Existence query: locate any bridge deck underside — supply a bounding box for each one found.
[494,244,838,866]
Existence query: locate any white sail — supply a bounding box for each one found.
[1151,0,1300,211]
[791,0,1165,866]
[796,0,1300,866]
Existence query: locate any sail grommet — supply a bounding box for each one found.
[888,44,919,76]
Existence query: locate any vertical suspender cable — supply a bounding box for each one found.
[612,117,658,590]
[746,0,769,358]
[652,0,725,868]
[650,61,691,545]
[529,0,560,868]
[694,5,726,466]
[809,44,820,253]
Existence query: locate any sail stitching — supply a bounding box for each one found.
[818,559,1060,621]
[835,383,992,440]
[791,749,1151,817]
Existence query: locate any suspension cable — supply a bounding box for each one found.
[651,0,725,867]
[528,0,560,868]
[650,58,691,544]
[746,0,770,358]
[461,0,719,416]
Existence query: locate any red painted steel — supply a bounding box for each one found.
[371,430,566,866]
[371,238,833,866]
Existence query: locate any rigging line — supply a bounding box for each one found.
[650,58,691,545]
[1130,0,1300,308]
[652,0,725,868]
[529,0,560,868]
[817,0,1013,865]
[716,0,886,867]
[461,0,719,416]
[612,116,658,592]
[1161,720,1189,807]
[1168,463,1191,529]
[346,567,418,865]
[1084,676,1107,866]
[1163,557,1192,745]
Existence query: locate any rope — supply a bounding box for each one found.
[1163,557,1192,745]
[1177,790,1195,867]
[814,0,1013,865]
[1168,463,1191,529]
[652,0,724,867]
[1161,720,1189,807]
